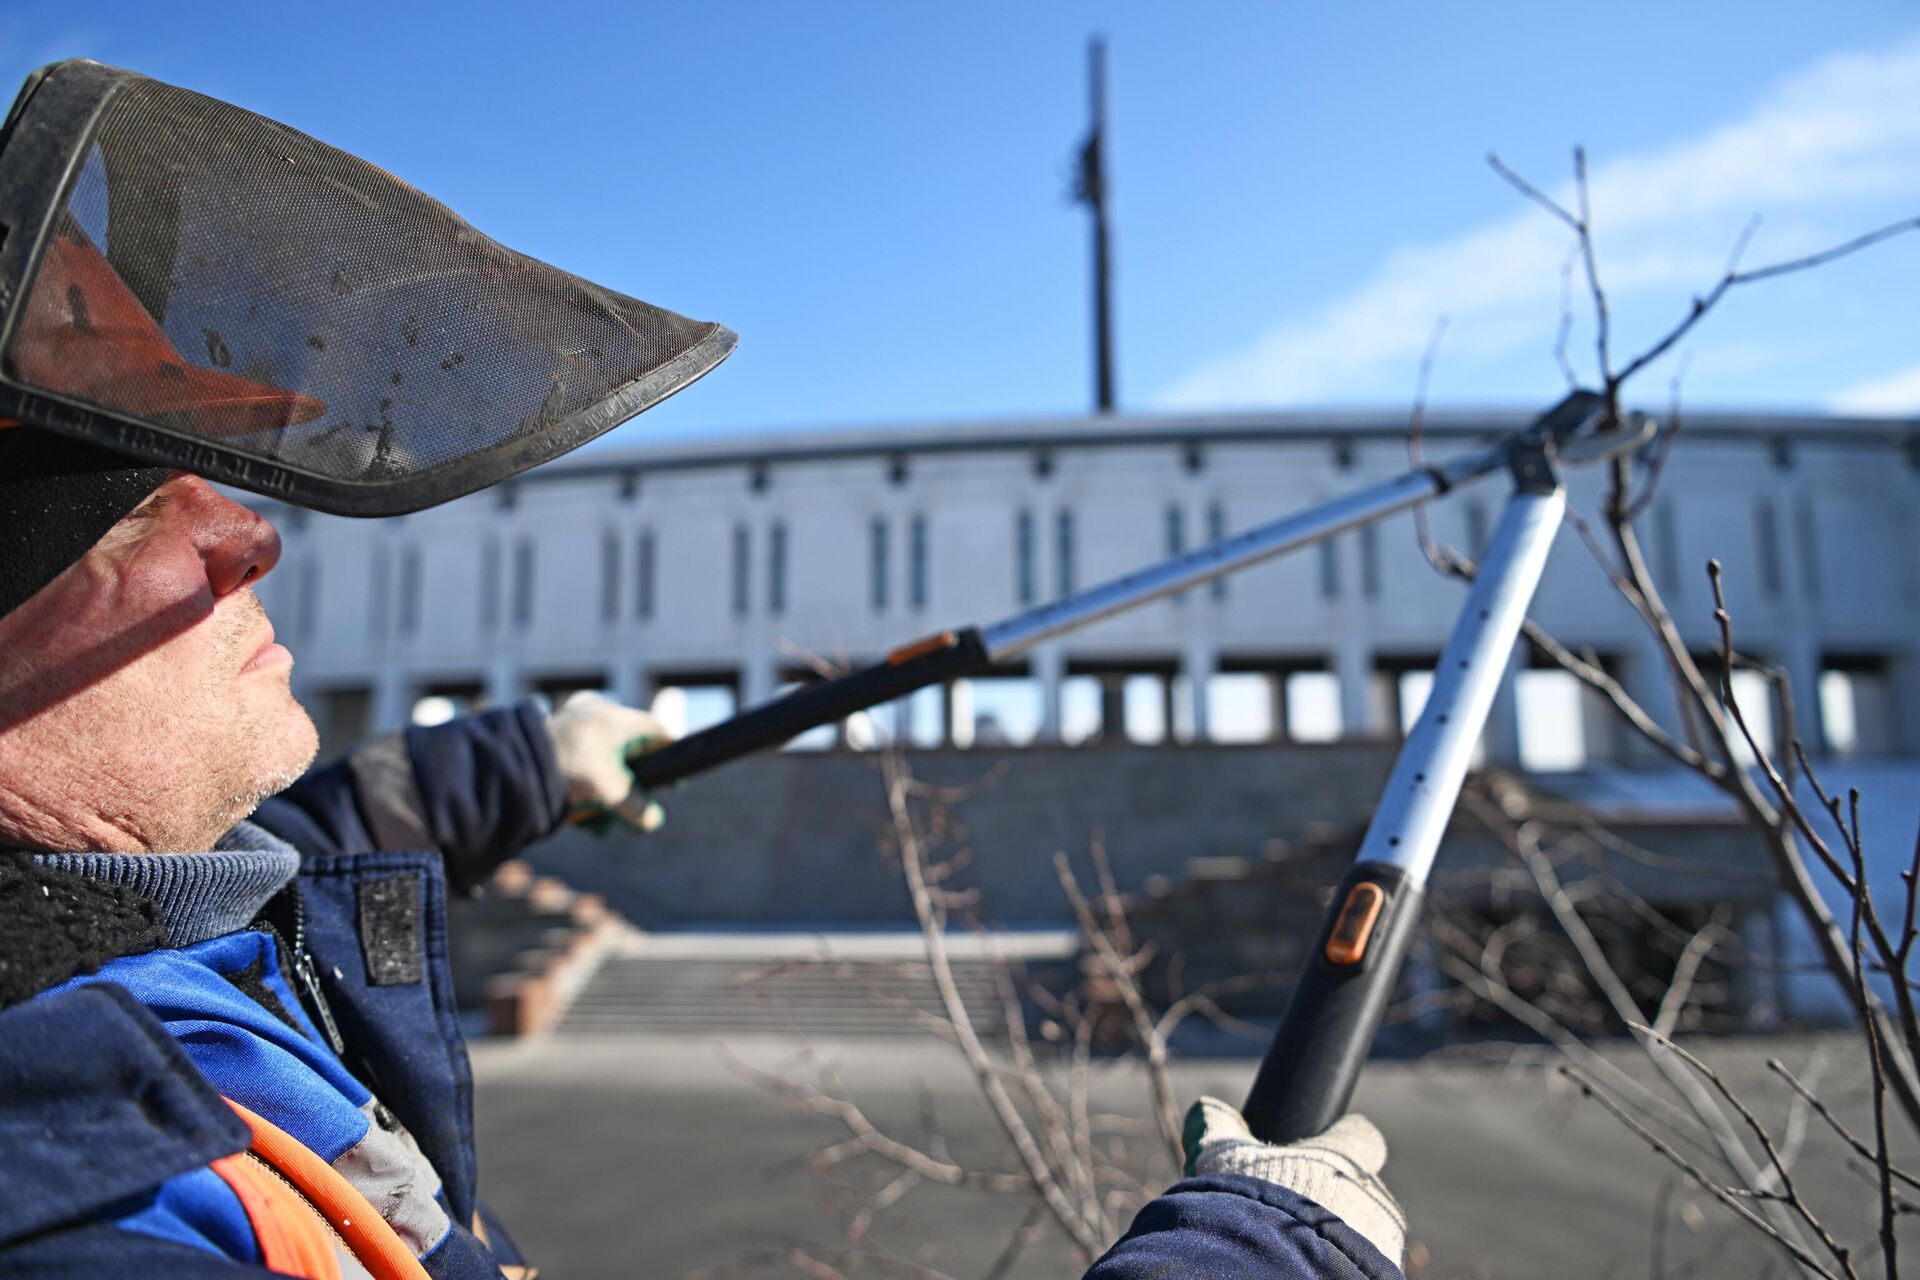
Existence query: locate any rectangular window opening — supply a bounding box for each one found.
[1207,502,1228,601]
[635,530,656,621]
[1317,539,1340,601]
[731,523,750,618]
[511,539,535,629]
[1056,509,1075,597]
[1015,509,1035,605]
[870,517,890,612]
[769,522,788,616]
[909,514,927,610]
[599,531,620,623]
[1284,670,1342,743]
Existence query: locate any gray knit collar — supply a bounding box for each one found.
[32,822,300,948]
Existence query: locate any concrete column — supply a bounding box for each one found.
[1031,643,1065,744]
[1773,473,1824,756]
[1481,649,1524,767]
[1098,675,1127,743]
[607,662,643,708]
[1620,628,1683,766]
[1181,639,1217,743]
[1780,632,1824,759]
[371,667,411,733]
[484,655,520,710]
[1333,633,1373,739]
[741,647,777,709]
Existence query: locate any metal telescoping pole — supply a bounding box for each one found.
[1239,472,1568,1143]
[628,446,1505,790]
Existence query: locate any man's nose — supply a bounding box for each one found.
[168,475,283,596]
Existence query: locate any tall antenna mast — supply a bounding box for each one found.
[1073,36,1116,414]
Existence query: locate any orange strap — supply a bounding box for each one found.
[210,1152,341,1280]
[223,1098,432,1280]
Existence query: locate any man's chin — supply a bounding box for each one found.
[247,692,320,800]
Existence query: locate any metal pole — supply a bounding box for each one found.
[1083,37,1115,413]
[629,393,1605,790]
[983,449,1496,661]
[1241,476,1568,1143]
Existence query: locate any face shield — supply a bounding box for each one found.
[0,59,735,517]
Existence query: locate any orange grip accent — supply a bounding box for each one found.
[886,631,958,666]
[211,1152,342,1280]
[224,1098,432,1280]
[1325,882,1387,966]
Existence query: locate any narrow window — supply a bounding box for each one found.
[731,523,750,618]
[480,538,499,630]
[909,514,928,610]
[769,521,788,616]
[511,538,535,628]
[1015,509,1035,605]
[1359,523,1381,600]
[1165,504,1186,604]
[1653,501,1682,597]
[1208,502,1228,601]
[1754,498,1783,597]
[1056,509,1075,597]
[599,531,620,623]
[870,517,890,611]
[1318,538,1339,600]
[634,529,656,621]
[397,546,421,636]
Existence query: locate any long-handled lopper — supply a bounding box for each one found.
[627,390,1648,1140]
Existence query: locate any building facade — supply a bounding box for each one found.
[255,408,1920,771]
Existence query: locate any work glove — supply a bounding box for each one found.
[546,691,671,833]
[1182,1097,1406,1265]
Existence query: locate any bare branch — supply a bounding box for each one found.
[1055,851,1183,1167]
[1560,1068,1847,1280]
[1629,1024,1854,1274]
[1615,215,1920,386]
[881,754,1105,1255]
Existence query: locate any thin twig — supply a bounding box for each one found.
[1560,1068,1845,1280]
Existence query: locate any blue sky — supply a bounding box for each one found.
[5,2,1918,443]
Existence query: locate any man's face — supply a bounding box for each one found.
[0,474,318,852]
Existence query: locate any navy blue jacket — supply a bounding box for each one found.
[0,703,1401,1279]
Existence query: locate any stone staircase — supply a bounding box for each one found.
[554,933,1078,1037]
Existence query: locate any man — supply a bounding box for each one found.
[0,59,1405,1278]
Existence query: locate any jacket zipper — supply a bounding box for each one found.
[262,888,348,1057]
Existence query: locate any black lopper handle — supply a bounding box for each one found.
[628,627,992,790]
[1240,861,1425,1144]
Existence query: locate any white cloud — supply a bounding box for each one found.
[1160,35,1920,408]
[1830,363,1920,415]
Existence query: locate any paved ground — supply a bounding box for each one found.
[470,1029,1908,1278]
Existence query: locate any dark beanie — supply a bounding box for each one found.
[0,427,172,618]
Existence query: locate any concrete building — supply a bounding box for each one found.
[257,407,1920,771]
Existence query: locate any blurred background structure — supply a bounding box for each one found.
[259,403,1918,1035]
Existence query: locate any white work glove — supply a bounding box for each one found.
[1182,1097,1406,1265]
[546,691,671,833]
